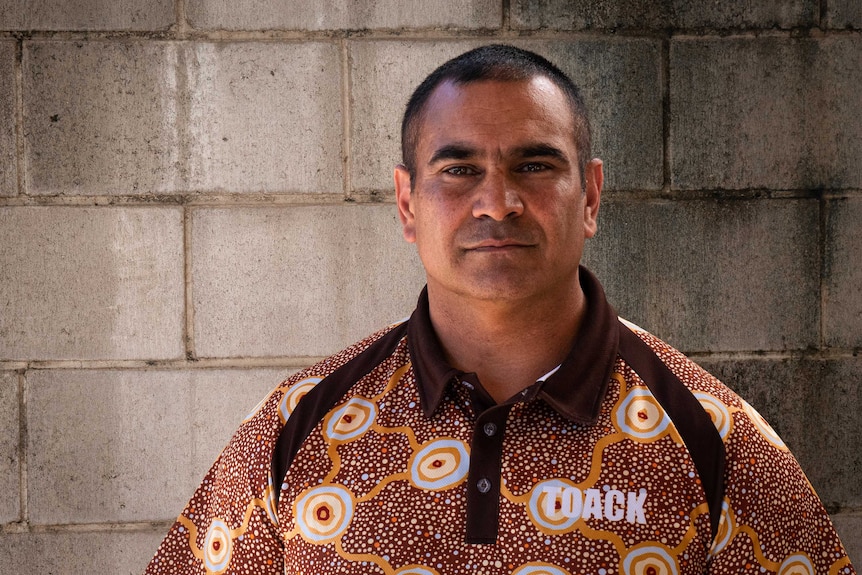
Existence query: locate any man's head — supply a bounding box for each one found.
[393,47,603,307]
[400,44,592,186]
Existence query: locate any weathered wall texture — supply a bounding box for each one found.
[1,0,860,571]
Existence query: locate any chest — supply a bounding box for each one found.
[276,372,712,574]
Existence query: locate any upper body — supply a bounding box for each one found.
[145,45,855,574]
[144,269,854,574]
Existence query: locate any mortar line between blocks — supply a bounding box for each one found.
[660,35,671,192]
[17,370,28,526]
[176,0,189,37]
[818,193,827,350]
[183,206,196,360]
[340,38,352,200]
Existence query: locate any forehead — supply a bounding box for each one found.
[415,77,576,156]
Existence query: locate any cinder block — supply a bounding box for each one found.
[584,197,820,352]
[23,41,183,195]
[670,37,862,190]
[191,205,425,358]
[185,42,343,194]
[0,529,165,574]
[832,514,862,567]
[0,41,15,197]
[0,371,19,524]
[26,368,290,524]
[0,207,184,361]
[0,0,174,31]
[187,0,501,31]
[825,198,862,348]
[697,357,862,510]
[824,0,862,28]
[511,0,814,30]
[350,39,662,192]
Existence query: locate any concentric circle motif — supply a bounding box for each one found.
[203,518,233,573]
[323,397,376,442]
[294,484,355,544]
[511,562,571,575]
[741,399,788,450]
[394,566,441,575]
[614,388,671,441]
[693,391,732,440]
[278,377,322,424]
[709,499,736,555]
[778,553,814,575]
[409,438,469,491]
[621,544,679,575]
[526,478,579,533]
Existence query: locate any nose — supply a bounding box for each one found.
[471,170,524,221]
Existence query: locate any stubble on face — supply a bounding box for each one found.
[398,77,594,308]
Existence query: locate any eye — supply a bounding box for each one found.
[518,162,549,173]
[443,165,478,176]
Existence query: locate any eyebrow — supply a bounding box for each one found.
[513,144,568,162]
[428,144,477,165]
[427,142,570,166]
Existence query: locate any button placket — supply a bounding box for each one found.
[465,405,511,544]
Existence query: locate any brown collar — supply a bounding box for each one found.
[406,266,620,425]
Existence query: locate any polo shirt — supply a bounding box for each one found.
[145,268,855,575]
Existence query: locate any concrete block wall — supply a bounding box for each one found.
[0,1,859,571]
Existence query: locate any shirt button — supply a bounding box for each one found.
[483,422,497,437]
[476,478,492,494]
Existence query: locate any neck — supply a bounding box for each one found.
[427,278,587,403]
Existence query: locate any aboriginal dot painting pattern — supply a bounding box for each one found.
[145,325,854,575]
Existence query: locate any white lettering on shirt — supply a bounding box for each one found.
[541,485,647,524]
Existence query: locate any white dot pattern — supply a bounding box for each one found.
[144,325,855,575]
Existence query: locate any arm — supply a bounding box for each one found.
[706,398,854,574]
[144,387,287,574]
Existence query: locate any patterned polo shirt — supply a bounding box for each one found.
[145,268,855,575]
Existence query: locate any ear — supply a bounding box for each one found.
[582,158,603,239]
[394,164,417,243]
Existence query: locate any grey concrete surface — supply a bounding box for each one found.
[0,529,166,574]
[511,0,815,30]
[585,197,820,353]
[824,0,862,28]
[187,0,502,31]
[833,514,862,566]
[0,0,174,31]
[825,197,862,349]
[0,371,19,524]
[0,207,184,360]
[185,42,343,194]
[191,204,425,358]
[0,40,15,197]
[24,41,183,196]
[670,37,862,190]
[26,368,291,524]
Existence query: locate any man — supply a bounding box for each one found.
[145,45,855,574]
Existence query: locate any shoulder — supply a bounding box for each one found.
[245,321,409,433]
[619,318,744,411]
[618,318,782,449]
[200,322,410,507]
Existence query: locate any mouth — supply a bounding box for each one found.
[465,240,534,252]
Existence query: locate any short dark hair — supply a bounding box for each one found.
[400,44,592,185]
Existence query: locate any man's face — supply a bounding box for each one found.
[395,77,602,306]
